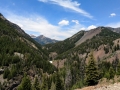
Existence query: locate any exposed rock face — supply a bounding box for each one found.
[75,27,102,46]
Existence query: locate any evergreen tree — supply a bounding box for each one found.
[85,53,99,86]
[55,61,64,90]
[117,62,120,75]
[17,74,32,90]
[50,81,56,90]
[109,67,115,79]
[3,68,10,79]
[41,77,48,90]
[33,77,40,90]
[56,73,64,90]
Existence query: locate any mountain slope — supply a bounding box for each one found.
[1,12,120,90]
[57,27,120,59]
[45,27,120,56]
[44,30,85,54]
[53,27,120,89]
[75,27,102,46]
[0,13,56,89]
[33,35,58,45]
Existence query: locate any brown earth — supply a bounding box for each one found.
[75,27,102,46]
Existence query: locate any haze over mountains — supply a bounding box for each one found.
[1,13,120,90]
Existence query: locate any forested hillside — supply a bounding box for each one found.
[44,27,120,89]
[45,30,85,54]
[1,13,120,90]
[0,13,57,90]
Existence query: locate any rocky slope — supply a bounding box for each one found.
[75,27,102,46]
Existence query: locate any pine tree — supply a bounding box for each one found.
[55,61,64,90]
[85,53,99,86]
[3,68,10,79]
[17,74,32,90]
[50,81,56,90]
[117,62,120,75]
[41,77,48,90]
[109,67,115,79]
[33,77,40,90]
[56,73,64,90]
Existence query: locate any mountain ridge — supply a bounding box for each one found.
[1,13,120,90]
[32,35,58,45]
[0,13,56,89]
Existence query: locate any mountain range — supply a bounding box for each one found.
[1,13,120,90]
[30,35,58,45]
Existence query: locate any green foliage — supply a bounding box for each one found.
[104,72,110,79]
[50,82,56,90]
[0,17,56,74]
[104,47,109,54]
[85,54,99,86]
[17,75,32,90]
[9,65,18,80]
[33,77,41,90]
[45,31,85,54]
[109,67,115,79]
[57,27,120,59]
[117,62,120,75]
[71,80,84,90]
[56,73,64,90]
[12,56,20,63]
[3,68,10,79]
[41,77,48,90]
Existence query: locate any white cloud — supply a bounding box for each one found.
[5,13,87,40]
[38,0,93,18]
[72,20,79,24]
[87,25,96,30]
[58,20,69,26]
[110,13,116,17]
[106,22,120,28]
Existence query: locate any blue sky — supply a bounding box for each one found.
[0,0,120,40]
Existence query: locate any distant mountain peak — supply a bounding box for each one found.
[32,35,58,45]
[38,35,46,39]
